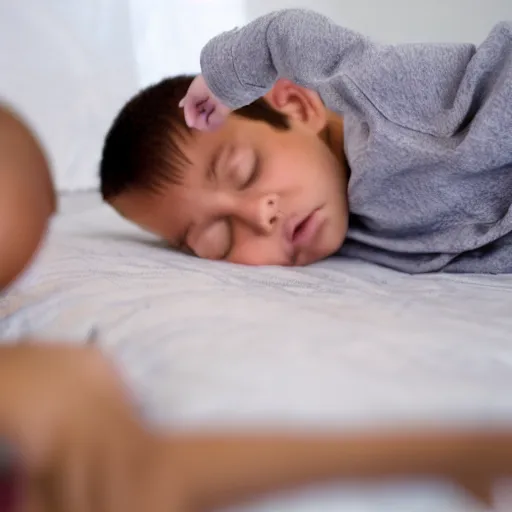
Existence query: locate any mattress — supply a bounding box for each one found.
[1,191,512,512]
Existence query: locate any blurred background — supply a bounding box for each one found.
[0,0,511,192]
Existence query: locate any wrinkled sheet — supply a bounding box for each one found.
[1,192,511,511]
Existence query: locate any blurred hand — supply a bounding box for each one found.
[0,343,185,512]
[1,343,509,512]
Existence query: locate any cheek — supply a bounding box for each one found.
[228,233,289,266]
[267,147,331,191]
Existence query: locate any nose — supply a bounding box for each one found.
[236,193,280,234]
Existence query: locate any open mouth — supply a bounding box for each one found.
[292,214,313,242]
[290,209,322,246]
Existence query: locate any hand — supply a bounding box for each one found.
[0,343,184,512]
[2,343,509,512]
[179,75,231,132]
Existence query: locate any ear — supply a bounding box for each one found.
[263,79,327,134]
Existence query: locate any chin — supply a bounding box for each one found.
[294,250,328,266]
[329,225,347,255]
[318,234,345,263]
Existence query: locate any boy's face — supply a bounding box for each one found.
[112,81,349,266]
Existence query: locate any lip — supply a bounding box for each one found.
[285,208,323,250]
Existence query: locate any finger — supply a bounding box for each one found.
[179,95,205,110]
[181,96,199,129]
[196,98,209,110]
[57,443,92,512]
[206,108,229,132]
[182,102,195,129]
[195,112,210,132]
[207,112,225,131]
[183,96,211,130]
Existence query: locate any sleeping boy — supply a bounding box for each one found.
[100,9,512,274]
[0,100,509,512]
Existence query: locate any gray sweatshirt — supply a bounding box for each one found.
[200,9,512,274]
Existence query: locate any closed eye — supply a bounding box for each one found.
[220,217,234,260]
[240,154,260,190]
[192,219,232,261]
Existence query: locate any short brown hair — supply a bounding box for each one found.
[100,75,289,200]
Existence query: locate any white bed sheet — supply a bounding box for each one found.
[1,192,512,511]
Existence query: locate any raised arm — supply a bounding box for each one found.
[200,9,368,110]
[198,9,512,138]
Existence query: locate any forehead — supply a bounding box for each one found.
[176,117,252,179]
[109,127,226,240]
[170,115,268,190]
[111,116,273,238]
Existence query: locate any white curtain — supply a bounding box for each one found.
[0,0,246,192]
[129,0,245,87]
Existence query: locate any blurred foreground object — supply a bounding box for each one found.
[0,344,511,512]
[0,104,56,291]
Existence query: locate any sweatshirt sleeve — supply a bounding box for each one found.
[200,9,511,138]
[200,9,368,110]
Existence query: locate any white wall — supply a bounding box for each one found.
[0,1,139,191]
[247,0,512,44]
[0,0,246,192]
[129,0,245,88]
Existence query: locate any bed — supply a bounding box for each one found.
[1,191,511,511]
